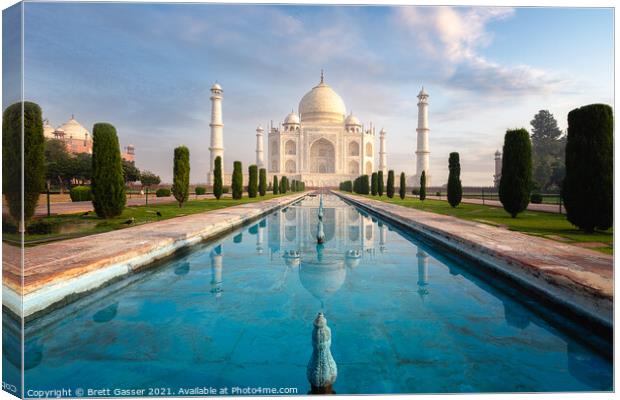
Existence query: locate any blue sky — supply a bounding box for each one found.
[8,3,614,184]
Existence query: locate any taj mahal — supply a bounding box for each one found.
[207,72,431,187]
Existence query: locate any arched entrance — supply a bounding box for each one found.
[310,138,335,173]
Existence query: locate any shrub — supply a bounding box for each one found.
[3,101,45,227]
[273,175,279,195]
[171,146,190,207]
[232,161,243,199]
[399,172,406,200]
[156,188,171,197]
[222,186,230,194]
[91,123,126,218]
[195,186,206,195]
[259,168,267,196]
[411,188,419,195]
[371,172,378,196]
[562,104,613,232]
[70,186,92,202]
[530,193,543,204]
[419,171,426,201]
[499,129,532,218]
[248,165,258,198]
[213,156,223,200]
[377,171,384,196]
[387,170,395,198]
[447,152,463,208]
[436,191,441,197]
[27,219,55,235]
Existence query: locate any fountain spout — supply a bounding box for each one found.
[316,220,325,244]
[307,312,337,394]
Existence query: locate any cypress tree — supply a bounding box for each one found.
[499,129,532,218]
[562,104,613,232]
[399,172,406,200]
[419,171,427,200]
[371,172,378,196]
[248,164,258,198]
[171,146,190,207]
[387,170,395,198]
[259,168,267,196]
[281,176,288,194]
[273,175,279,194]
[213,156,223,200]
[2,101,45,227]
[361,174,370,194]
[377,171,384,196]
[92,123,126,218]
[232,161,243,199]
[447,152,463,208]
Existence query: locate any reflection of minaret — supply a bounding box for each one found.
[417,249,429,298]
[210,245,223,297]
[256,223,264,254]
[379,223,387,253]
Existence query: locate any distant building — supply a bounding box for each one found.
[44,115,135,162]
[493,150,502,188]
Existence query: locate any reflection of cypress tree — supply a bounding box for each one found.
[233,233,243,243]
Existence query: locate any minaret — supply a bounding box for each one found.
[208,83,224,185]
[415,87,431,187]
[493,150,502,188]
[256,125,264,168]
[379,128,387,175]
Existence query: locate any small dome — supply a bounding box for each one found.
[379,128,386,135]
[344,113,361,126]
[418,86,428,97]
[298,74,346,123]
[211,83,222,91]
[58,116,89,140]
[256,124,264,132]
[284,111,300,125]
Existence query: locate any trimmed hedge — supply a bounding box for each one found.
[232,161,243,199]
[399,172,406,200]
[562,104,613,232]
[387,170,395,198]
[273,175,279,195]
[419,171,427,201]
[213,156,223,200]
[195,186,206,195]
[156,188,171,197]
[259,168,267,196]
[70,186,92,202]
[530,193,543,204]
[377,171,384,196]
[248,165,258,198]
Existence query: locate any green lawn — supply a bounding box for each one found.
[361,195,613,254]
[5,194,289,246]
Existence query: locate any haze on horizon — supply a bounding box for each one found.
[5,3,613,185]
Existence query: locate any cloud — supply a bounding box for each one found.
[395,6,567,95]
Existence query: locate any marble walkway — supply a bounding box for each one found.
[3,192,306,320]
[336,192,613,328]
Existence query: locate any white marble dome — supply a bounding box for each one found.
[299,80,346,123]
[344,113,361,126]
[58,116,90,140]
[284,111,300,125]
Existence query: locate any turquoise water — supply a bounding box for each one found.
[5,195,613,396]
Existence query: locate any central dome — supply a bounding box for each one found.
[298,76,346,123]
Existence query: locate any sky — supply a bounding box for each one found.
[5,3,614,185]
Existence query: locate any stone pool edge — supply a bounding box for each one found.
[3,193,308,321]
[335,191,613,330]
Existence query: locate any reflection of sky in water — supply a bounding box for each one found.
[5,195,611,395]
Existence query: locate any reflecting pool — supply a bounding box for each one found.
[8,194,612,395]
